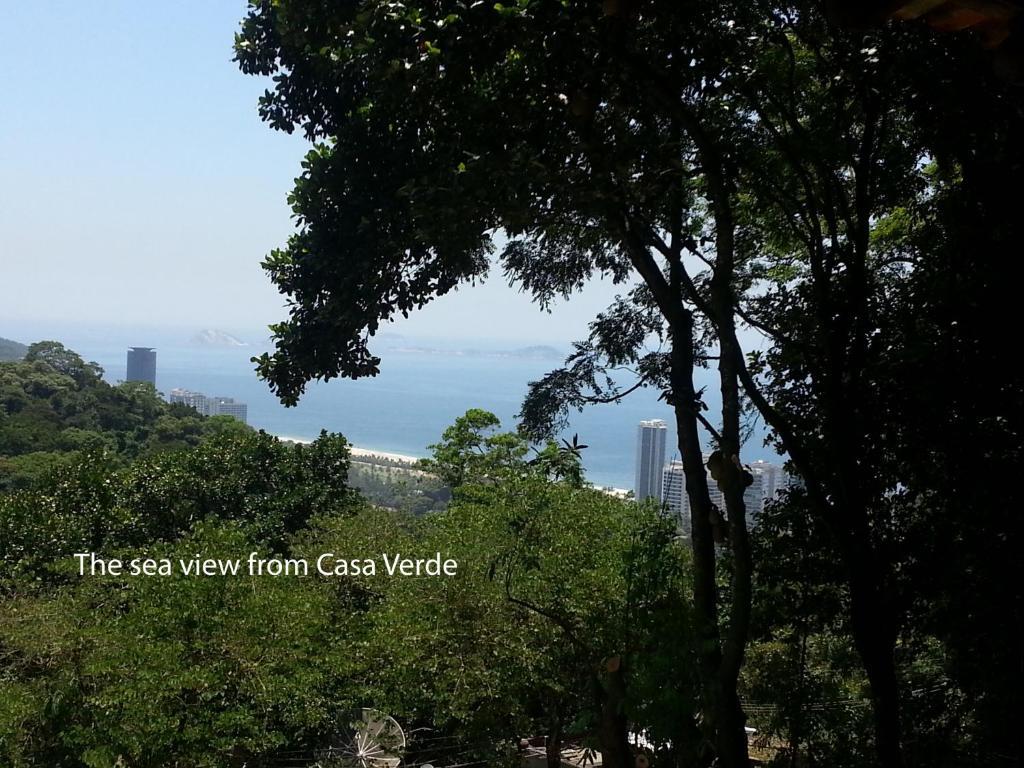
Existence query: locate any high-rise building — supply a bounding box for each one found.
[663,455,776,532]
[708,467,764,522]
[749,460,789,507]
[207,396,248,424]
[662,459,688,531]
[126,347,156,386]
[168,388,208,412]
[167,388,247,424]
[634,419,668,502]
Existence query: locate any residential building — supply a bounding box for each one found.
[168,388,208,412]
[167,388,248,424]
[662,455,779,532]
[662,459,688,531]
[749,460,788,503]
[207,396,248,424]
[634,419,668,502]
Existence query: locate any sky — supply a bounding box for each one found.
[0,1,628,345]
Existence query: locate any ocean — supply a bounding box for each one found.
[40,332,779,490]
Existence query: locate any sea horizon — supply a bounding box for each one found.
[1,324,781,489]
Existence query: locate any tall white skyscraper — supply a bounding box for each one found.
[635,419,668,502]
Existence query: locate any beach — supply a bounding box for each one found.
[276,435,421,465]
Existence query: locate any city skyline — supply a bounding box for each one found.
[638,420,788,532]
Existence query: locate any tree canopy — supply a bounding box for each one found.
[235,2,1023,766]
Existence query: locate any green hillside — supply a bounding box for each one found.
[0,340,250,490]
[0,336,27,361]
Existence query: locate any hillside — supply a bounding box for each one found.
[0,341,250,490]
[0,336,27,361]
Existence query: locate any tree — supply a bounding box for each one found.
[1,431,365,766]
[235,3,1021,766]
[362,418,696,766]
[1,431,356,585]
[235,4,758,760]
[418,408,530,487]
[0,521,366,768]
[23,341,102,386]
[1,410,693,767]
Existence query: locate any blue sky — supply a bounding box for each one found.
[1,1,626,345]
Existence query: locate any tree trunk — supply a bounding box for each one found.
[710,280,753,768]
[717,690,750,768]
[667,319,749,768]
[546,702,563,768]
[597,659,633,768]
[847,559,903,768]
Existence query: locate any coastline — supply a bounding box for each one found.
[275,434,630,494]
[274,434,422,465]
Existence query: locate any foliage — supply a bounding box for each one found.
[362,474,696,764]
[0,424,363,767]
[0,408,697,767]
[417,408,530,487]
[347,460,449,515]
[234,2,1023,765]
[0,342,247,491]
[0,430,355,585]
[0,522,364,768]
[418,408,588,488]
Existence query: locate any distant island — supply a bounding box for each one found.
[0,336,27,361]
[189,329,248,348]
[392,344,562,360]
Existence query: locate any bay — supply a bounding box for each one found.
[44,332,778,490]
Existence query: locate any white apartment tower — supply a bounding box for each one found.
[168,388,208,412]
[635,419,668,502]
[207,397,248,424]
[749,460,787,502]
[662,459,688,530]
[663,455,772,532]
[168,388,248,424]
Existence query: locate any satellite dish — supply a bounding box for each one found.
[316,708,406,768]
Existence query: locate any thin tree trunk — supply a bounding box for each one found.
[710,256,753,768]
[546,702,563,768]
[668,317,748,768]
[597,659,633,768]
[847,559,903,768]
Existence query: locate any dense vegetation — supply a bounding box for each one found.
[0,342,249,491]
[2,0,1020,765]
[234,1,1022,766]
[1,402,689,767]
[347,458,450,515]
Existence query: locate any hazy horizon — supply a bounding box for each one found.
[2,1,632,345]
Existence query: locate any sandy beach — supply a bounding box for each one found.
[348,446,421,464]
[275,435,421,465]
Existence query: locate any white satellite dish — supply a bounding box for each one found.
[316,708,406,768]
